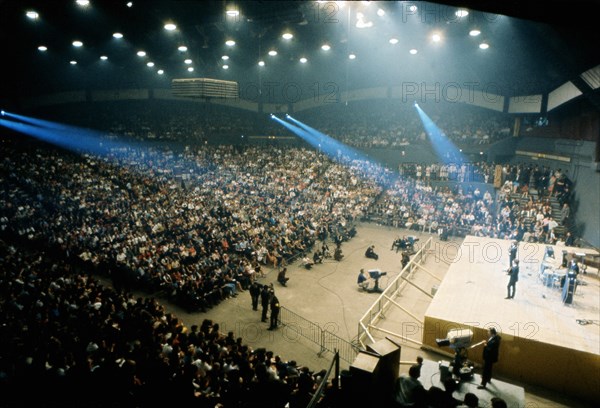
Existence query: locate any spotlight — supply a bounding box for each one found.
[1,110,5,116]
[414,101,419,108]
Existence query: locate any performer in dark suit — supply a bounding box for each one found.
[562,260,579,304]
[508,241,518,268]
[568,259,580,275]
[478,327,501,389]
[505,259,519,299]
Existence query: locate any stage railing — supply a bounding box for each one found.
[357,237,433,348]
[306,351,339,408]
[279,306,360,364]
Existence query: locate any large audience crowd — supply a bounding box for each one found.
[0,139,382,313]
[0,243,337,407]
[370,161,572,243]
[0,101,576,406]
[38,99,513,150]
[297,100,513,149]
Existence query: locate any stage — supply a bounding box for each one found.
[422,236,600,403]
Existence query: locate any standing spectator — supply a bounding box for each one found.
[560,203,570,224]
[249,281,261,311]
[268,292,281,330]
[260,284,271,322]
[401,252,410,269]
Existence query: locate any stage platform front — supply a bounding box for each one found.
[422,236,600,403]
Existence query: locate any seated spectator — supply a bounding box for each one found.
[491,397,508,408]
[313,250,324,264]
[394,364,427,407]
[302,256,315,270]
[365,245,379,260]
[277,267,289,286]
[459,392,479,408]
[334,245,344,261]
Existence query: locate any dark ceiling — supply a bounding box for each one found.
[1,0,599,105]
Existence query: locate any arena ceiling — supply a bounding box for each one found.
[1,0,599,105]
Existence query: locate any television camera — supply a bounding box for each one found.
[435,329,479,381]
[367,269,387,293]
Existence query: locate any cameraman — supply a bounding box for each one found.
[357,269,370,291]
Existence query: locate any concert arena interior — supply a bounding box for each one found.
[1,1,599,407]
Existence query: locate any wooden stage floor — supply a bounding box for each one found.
[422,236,600,404]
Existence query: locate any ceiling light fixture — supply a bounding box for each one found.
[26,10,39,19]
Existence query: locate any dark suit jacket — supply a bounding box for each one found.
[483,334,501,363]
[508,265,519,283]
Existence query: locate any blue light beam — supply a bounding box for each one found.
[270,115,319,146]
[0,113,133,158]
[414,104,464,164]
[283,114,364,161]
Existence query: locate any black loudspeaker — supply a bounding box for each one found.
[561,250,568,268]
[367,338,401,396]
[347,338,401,405]
[348,351,380,405]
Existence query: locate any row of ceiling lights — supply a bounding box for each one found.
[27,3,490,76]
